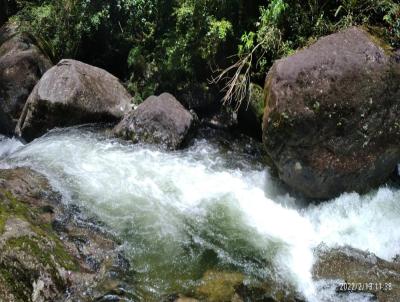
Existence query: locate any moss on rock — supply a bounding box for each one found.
[196,270,244,302]
[0,168,133,301]
[237,82,265,140]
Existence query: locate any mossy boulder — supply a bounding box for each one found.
[237,82,265,140]
[0,168,132,301]
[262,27,400,199]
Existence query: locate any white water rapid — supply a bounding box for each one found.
[1,127,399,302]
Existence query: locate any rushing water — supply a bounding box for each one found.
[1,127,399,302]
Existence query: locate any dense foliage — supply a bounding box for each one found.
[242,0,400,78]
[6,0,400,105]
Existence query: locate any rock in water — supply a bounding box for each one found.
[114,93,198,150]
[0,24,52,136]
[262,27,400,199]
[16,59,132,141]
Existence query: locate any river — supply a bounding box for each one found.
[1,126,399,302]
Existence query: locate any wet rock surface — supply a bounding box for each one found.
[262,27,400,200]
[313,246,400,302]
[0,167,133,301]
[0,23,52,136]
[114,92,198,150]
[16,59,132,142]
[164,270,301,302]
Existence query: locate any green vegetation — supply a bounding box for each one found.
[6,0,400,105]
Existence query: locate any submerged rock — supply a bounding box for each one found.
[0,24,52,136]
[313,246,400,302]
[196,270,244,302]
[165,270,300,302]
[0,167,132,301]
[262,27,400,199]
[16,59,132,142]
[114,92,198,150]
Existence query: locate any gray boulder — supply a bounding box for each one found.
[0,24,52,136]
[114,93,197,150]
[16,59,132,141]
[262,27,400,199]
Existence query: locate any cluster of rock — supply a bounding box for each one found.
[0,23,198,150]
[0,23,200,300]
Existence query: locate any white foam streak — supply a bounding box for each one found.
[307,188,400,261]
[0,136,23,158]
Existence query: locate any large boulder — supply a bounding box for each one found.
[114,93,197,150]
[0,24,52,136]
[262,27,400,199]
[16,59,132,141]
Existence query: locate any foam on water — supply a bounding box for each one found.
[0,135,23,158]
[1,127,399,301]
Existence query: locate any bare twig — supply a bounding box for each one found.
[211,41,265,111]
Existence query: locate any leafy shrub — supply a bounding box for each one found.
[220,0,400,109]
[9,0,400,106]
